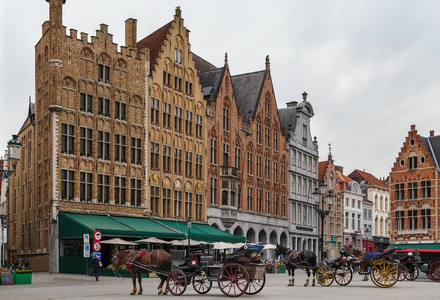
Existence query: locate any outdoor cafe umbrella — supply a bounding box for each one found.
[170,239,202,246]
[263,244,277,250]
[213,242,234,250]
[100,238,138,245]
[134,237,172,244]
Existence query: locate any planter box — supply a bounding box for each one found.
[278,266,286,273]
[14,273,32,284]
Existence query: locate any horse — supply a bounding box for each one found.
[112,249,171,295]
[274,244,317,286]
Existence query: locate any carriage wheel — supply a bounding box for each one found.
[244,274,266,295]
[192,272,212,294]
[397,263,407,281]
[316,265,334,286]
[370,261,398,288]
[334,265,352,286]
[406,266,419,281]
[428,260,440,282]
[218,263,250,297]
[167,269,187,296]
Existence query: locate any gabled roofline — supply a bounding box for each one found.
[426,137,440,172]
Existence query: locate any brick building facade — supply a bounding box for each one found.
[390,125,440,250]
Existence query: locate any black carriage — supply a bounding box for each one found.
[395,250,440,282]
[166,244,266,297]
[317,248,399,288]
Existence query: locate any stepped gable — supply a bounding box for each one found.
[422,135,440,170]
[193,52,217,72]
[198,67,225,100]
[278,107,297,136]
[318,161,328,182]
[137,21,173,71]
[348,169,388,189]
[231,70,266,122]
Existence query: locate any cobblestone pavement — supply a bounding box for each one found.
[0,271,438,300]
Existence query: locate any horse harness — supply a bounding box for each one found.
[125,249,161,270]
[283,250,309,267]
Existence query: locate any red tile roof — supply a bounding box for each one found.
[336,170,352,190]
[137,21,173,72]
[347,169,388,189]
[318,161,328,181]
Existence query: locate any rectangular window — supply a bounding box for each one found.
[174,148,182,174]
[421,180,431,199]
[98,131,110,160]
[211,178,217,205]
[196,194,202,220]
[114,176,126,205]
[273,131,278,151]
[163,102,171,128]
[185,151,193,177]
[421,209,431,229]
[163,71,172,87]
[196,114,203,139]
[281,195,286,217]
[257,155,262,178]
[185,110,193,135]
[98,97,110,116]
[265,128,270,148]
[150,142,160,170]
[257,189,262,213]
[265,158,270,180]
[163,145,171,172]
[98,174,110,204]
[313,158,317,173]
[408,210,417,230]
[185,81,193,96]
[115,101,126,120]
[196,154,202,179]
[163,188,171,216]
[80,127,93,157]
[211,139,217,165]
[281,163,286,185]
[61,170,74,201]
[115,134,126,163]
[235,147,241,170]
[395,183,404,201]
[247,152,253,174]
[131,137,142,165]
[408,182,417,200]
[174,76,182,91]
[265,191,270,214]
[257,123,262,145]
[175,48,182,64]
[345,212,349,229]
[396,210,405,230]
[223,108,230,131]
[363,208,367,219]
[131,179,142,207]
[174,107,182,132]
[61,124,75,154]
[408,156,417,170]
[150,186,159,213]
[174,190,182,217]
[98,64,110,83]
[247,187,253,211]
[151,98,160,125]
[185,192,192,218]
[80,172,93,202]
[302,124,307,145]
[223,144,229,166]
[80,93,93,113]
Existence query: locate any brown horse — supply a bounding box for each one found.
[112,249,171,295]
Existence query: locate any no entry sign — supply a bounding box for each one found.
[93,230,102,242]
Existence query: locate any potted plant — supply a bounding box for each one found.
[13,269,33,284]
[278,262,286,273]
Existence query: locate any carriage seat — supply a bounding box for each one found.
[199,255,214,267]
[171,250,186,267]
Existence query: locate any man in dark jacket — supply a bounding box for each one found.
[91,254,101,281]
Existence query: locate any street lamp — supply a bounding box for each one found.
[187,216,192,259]
[0,135,22,180]
[365,227,370,252]
[313,180,334,263]
[1,135,22,267]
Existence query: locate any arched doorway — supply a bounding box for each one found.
[280,232,288,247]
[233,226,244,237]
[246,228,256,244]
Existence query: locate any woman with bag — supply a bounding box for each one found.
[91,254,101,281]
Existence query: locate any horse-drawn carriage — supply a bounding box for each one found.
[316,248,399,288]
[167,244,266,297]
[395,250,440,282]
[112,243,266,297]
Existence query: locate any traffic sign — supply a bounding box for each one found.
[83,234,90,244]
[93,230,102,242]
[92,241,101,252]
[84,243,90,257]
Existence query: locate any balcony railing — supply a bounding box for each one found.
[220,166,239,178]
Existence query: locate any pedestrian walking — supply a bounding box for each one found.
[91,254,101,281]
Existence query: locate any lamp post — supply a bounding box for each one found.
[365,227,370,252]
[187,216,192,259]
[0,134,23,267]
[313,180,334,263]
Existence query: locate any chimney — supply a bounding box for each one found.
[410,124,416,131]
[265,55,270,70]
[335,166,344,174]
[125,18,137,48]
[430,130,435,137]
[286,101,298,108]
[175,6,181,18]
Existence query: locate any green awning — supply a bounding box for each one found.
[153,219,245,243]
[111,216,184,239]
[389,243,440,251]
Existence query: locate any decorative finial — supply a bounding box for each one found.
[302,92,308,101]
[265,55,270,70]
[328,142,332,156]
[225,53,228,65]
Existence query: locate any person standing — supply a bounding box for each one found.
[91,254,101,281]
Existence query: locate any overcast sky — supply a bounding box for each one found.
[1,0,440,178]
